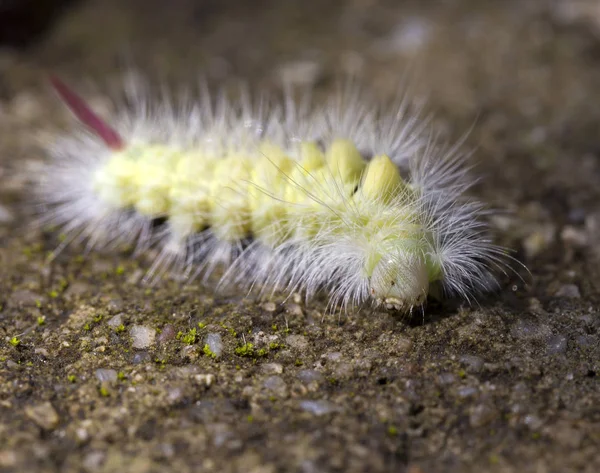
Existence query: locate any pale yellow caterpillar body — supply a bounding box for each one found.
[36,76,508,313]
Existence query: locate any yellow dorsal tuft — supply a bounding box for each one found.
[325,139,366,183]
[361,155,403,202]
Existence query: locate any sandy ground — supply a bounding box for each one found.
[0,0,599,472]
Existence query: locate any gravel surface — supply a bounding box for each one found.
[0,1,599,472]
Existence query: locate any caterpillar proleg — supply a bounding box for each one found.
[36,75,509,313]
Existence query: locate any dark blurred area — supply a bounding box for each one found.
[0,0,81,47]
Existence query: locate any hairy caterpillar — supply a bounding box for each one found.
[35,75,509,313]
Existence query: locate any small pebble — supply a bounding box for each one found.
[204,332,223,358]
[75,427,90,443]
[95,368,118,383]
[490,215,514,232]
[0,450,17,468]
[262,302,277,312]
[437,373,456,385]
[324,351,343,362]
[286,303,304,317]
[64,282,92,298]
[0,204,14,223]
[132,351,151,364]
[528,297,545,314]
[130,325,156,349]
[166,387,184,404]
[459,355,484,373]
[396,336,413,352]
[333,362,353,379]
[193,374,215,387]
[157,325,176,344]
[106,314,123,329]
[299,400,340,416]
[261,363,283,374]
[82,451,105,471]
[25,402,59,430]
[126,269,145,285]
[546,334,568,355]
[511,319,552,340]
[106,298,124,313]
[560,225,588,247]
[209,424,238,449]
[457,386,479,399]
[575,334,594,348]
[158,443,175,459]
[523,414,543,430]
[297,370,324,384]
[263,376,288,398]
[523,225,555,259]
[469,403,498,428]
[555,284,581,299]
[34,348,50,358]
[375,17,432,55]
[181,345,198,361]
[285,335,308,350]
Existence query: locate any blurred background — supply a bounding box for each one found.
[1,2,600,472]
[0,0,80,47]
[4,0,600,255]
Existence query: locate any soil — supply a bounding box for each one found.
[0,1,598,472]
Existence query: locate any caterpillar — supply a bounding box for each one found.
[35,75,509,313]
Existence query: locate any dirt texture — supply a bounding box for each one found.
[0,1,599,472]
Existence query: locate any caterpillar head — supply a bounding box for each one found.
[370,250,429,311]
